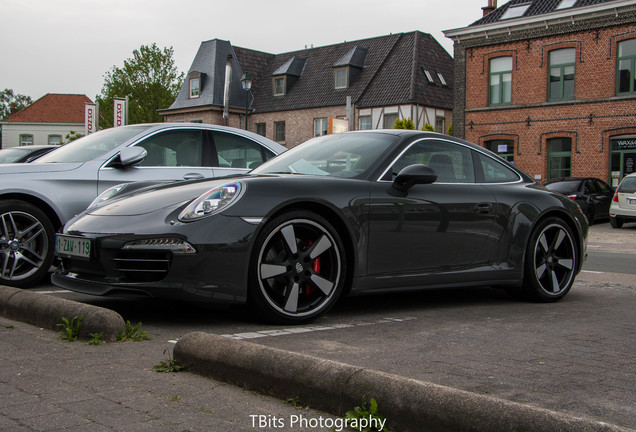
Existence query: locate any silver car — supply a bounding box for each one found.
[0,123,286,287]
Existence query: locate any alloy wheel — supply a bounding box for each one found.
[256,217,342,319]
[0,210,48,282]
[531,222,576,295]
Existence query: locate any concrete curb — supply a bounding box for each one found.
[174,331,632,432]
[0,286,125,341]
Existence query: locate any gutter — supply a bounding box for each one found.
[444,0,636,43]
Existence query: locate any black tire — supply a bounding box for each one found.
[0,200,56,288]
[249,210,346,324]
[521,217,578,302]
[609,216,623,228]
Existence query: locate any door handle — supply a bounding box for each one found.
[183,173,205,180]
[473,203,493,213]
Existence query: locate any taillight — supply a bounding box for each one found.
[567,194,577,200]
[613,192,619,203]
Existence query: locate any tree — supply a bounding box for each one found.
[0,89,32,121]
[96,43,184,129]
[393,118,415,129]
[422,123,435,132]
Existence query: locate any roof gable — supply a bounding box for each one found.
[7,94,92,123]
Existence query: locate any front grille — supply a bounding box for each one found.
[112,251,172,282]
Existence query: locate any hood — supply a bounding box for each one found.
[86,178,241,217]
[0,162,84,174]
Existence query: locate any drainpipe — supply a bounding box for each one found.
[223,55,232,126]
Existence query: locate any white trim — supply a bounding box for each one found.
[444,0,636,42]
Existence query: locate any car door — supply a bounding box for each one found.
[96,129,215,194]
[210,131,277,176]
[592,179,613,216]
[367,139,498,282]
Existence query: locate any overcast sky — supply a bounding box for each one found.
[1,0,485,102]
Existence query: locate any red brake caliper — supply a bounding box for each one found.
[304,241,320,296]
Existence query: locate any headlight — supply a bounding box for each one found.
[88,184,127,209]
[178,181,243,221]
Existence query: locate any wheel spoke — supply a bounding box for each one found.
[19,222,44,243]
[280,225,297,254]
[552,229,566,251]
[310,274,334,296]
[556,258,573,270]
[538,233,549,254]
[260,263,287,279]
[1,252,10,278]
[535,263,547,279]
[549,270,560,293]
[308,234,332,260]
[283,282,300,313]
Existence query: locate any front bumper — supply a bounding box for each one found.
[52,213,260,304]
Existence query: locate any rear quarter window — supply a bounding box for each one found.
[476,152,520,183]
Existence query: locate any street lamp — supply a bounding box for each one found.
[241,73,252,130]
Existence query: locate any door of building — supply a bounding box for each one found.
[610,137,636,188]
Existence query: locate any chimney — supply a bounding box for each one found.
[482,0,497,16]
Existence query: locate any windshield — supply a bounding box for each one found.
[34,125,150,163]
[251,132,397,178]
[544,180,579,194]
[618,176,636,193]
[0,148,31,163]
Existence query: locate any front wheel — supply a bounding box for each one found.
[249,210,346,324]
[0,200,56,287]
[521,217,578,302]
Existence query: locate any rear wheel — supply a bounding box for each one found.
[521,217,578,302]
[249,210,346,324]
[0,200,55,287]
[610,216,623,228]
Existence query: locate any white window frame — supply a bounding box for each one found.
[189,78,200,98]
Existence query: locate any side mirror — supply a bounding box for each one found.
[392,164,437,192]
[118,147,147,167]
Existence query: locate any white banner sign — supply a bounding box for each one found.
[114,98,127,127]
[84,104,96,135]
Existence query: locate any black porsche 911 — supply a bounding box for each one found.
[52,130,588,323]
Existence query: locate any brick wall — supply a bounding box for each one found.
[251,106,347,148]
[454,15,636,183]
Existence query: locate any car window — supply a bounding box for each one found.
[477,152,520,183]
[390,140,475,183]
[595,180,612,194]
[35,126,149,163]
[212,132,274,169]
[618,176,636,193]
[0,148,30,163]
[253,132,396,178]
[136,130,203,167]
[585,180,599,194]
[545,180,578,194]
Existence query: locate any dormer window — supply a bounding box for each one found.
[334,67,348,89]
[556,0,577,9]
[273,76,286,96]
[187,71,203,99]
[190,78,200,98]
[500,3,530,20]
[272,56,306,96]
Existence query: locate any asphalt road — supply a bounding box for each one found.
[26,222,636,430]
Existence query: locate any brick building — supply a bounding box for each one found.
[159,32,454,148]
[444,0,636,187]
